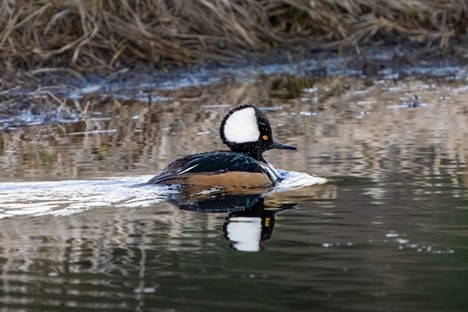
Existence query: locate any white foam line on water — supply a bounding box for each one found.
[274,171,328,192]
[0,176,174,219]
[0,171,327,219]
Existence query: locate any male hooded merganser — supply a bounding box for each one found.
[148,104,296,190]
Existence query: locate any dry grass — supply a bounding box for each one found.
[0,0,466,74]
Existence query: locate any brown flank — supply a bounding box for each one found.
[163,171,273,189]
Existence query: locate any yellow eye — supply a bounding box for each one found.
[262,135,269,141]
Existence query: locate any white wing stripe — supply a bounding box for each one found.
[177,164,199,175]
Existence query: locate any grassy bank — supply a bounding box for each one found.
[0,0,467,75]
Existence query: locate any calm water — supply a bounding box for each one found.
[1,74,468,311]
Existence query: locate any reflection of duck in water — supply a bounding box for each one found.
[223,198,296,252]
[148,105,296,192]
[169,192,297,252]
[168,183,336,252]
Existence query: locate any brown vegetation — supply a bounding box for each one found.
[0,0,467,74]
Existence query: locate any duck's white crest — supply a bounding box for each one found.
[223,107,260,143]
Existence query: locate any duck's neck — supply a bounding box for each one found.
[230,143,265,162]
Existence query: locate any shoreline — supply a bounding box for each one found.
[0,44,467,128]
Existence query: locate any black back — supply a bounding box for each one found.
[148,151,266,184]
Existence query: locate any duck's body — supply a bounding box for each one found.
[148,151,280,188]
[149,105,296,190]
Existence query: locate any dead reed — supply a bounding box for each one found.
[0,0,467,73]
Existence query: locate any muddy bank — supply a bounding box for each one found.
[1,45,467,128]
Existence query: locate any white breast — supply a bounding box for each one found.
[259,161,280,182]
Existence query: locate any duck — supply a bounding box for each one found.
[148,104,296,190]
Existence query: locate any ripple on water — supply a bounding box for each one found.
[0,177,174,218]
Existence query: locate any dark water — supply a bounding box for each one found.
[1,75,468,311]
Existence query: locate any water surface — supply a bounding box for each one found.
[1,74,468,311]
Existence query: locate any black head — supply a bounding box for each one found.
[219,104,296,161]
